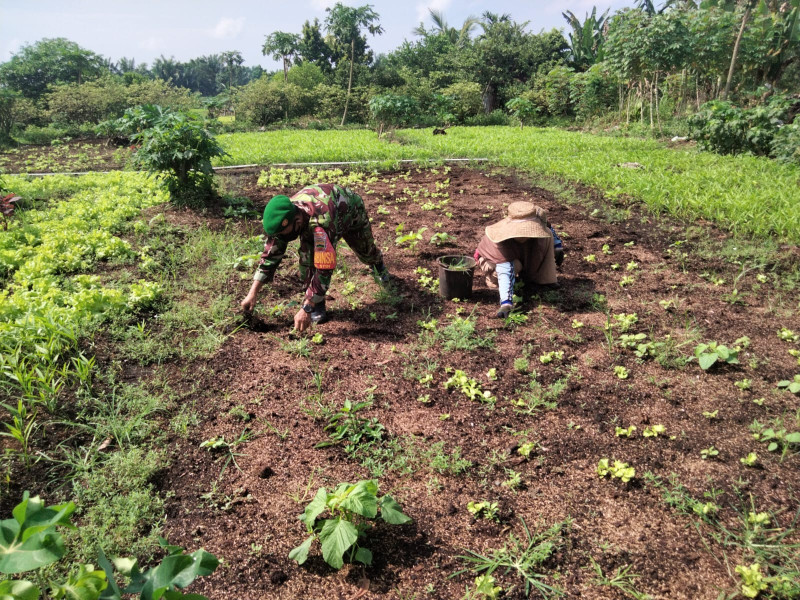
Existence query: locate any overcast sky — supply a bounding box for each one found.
[0,0,636,71]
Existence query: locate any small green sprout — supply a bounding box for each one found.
[624,241,635,247]
[752,397,765,406]
[473,575,502,599]
[756,273,768,283]
[467,500,499,521]
[735,563,768,599]
[597,458,635,482]
[626,261,639,271]
[703,409,719,420]
[613,365,629,379]
[776,374,800,394]
[311,332,324,344]
[502,469,522,490]
[601,244,612,254]
[615,425,636,438]
[517,441,537,459]
[619,275,635,287]
[611,263,620,270]
[778,327,799,343]
[642,424,666,438]
[734,378,752,391]
[740,452,758,467]
[486,368,498,381]
[417,394,431,403]
[584,254,596,263]
[571,319,584,329]
[700,446,719,460]
[539,351,564,365]
[439,413,450,421]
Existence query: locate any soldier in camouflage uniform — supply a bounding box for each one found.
[240,183,390,332]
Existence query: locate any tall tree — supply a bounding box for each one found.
[324,3,384,125]
[220,50,244,91]
[722,0,758,99]
[0,38,105,98]
[298,18,334,74]
[151,55,184,85]
[263,32,301,82]
[413,9,479,47]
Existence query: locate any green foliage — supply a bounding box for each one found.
[315,398,385,452]
[368,94,419,132]
[688,95,795,158]
[467,500,499,521]
[597,458,635,482]
[693,341,740,370]
[456,518,568,598]
[113,105,226,205]
[776,375,800,395]
[289,480,411,569]
[0,492,217,600]
[444,369,496,404]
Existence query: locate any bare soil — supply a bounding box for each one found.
[151,166,800,599]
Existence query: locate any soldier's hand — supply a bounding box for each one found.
[241,295,256,312]
[294,308,312,333]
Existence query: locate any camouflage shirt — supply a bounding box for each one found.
[254,184,379,303]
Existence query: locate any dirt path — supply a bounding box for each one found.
[156,166,800,599]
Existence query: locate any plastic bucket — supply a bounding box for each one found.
[437,255,476,300]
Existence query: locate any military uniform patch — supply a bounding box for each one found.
[313,226,336,270]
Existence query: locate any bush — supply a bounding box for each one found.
[688,94,796,157]
[439,82,483,124]
[772,121,800,166]
[233,77,310,126]
[571,64,619,121]
[465,110,511,127]
[111,105,227,205]
[368,94,419,133]
[17,123,95,144]
[46,77,196,126]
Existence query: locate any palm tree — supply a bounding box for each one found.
[413,9,480,46]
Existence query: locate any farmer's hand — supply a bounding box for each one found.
[294,307,312,333]
[241,294,257,312]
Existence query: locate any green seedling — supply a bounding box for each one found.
[311,332,324,344]
[624,241,635,247]
[539,351,564,365]
[597,458,635,482]
[740,452,759,467]
[502,469,523,490]
[417,394,431,403]
[584,254,596,263]
[486,368,498,381]
[472,574,503,599]
[693,341,740,370]
[439,413,450,421]
[571,319,584,329]
[703,409,719,420]
[601,244,612,255]
[613,366,629,379]
[778,328,799,343]
[444,369,496,404]
[430,232,457,247]
[626,261,639,271]
[735,563,768,599]
[289,480,411,569]
[642,424,666,438]
[316,398,384,452]
[659,299,676,311]
[734,378,752,391]
[751,422,800,455]
[612,313,638,332]
[467,500,499,521]
[611,263,620,270]
[615,425,636,438]
[517,441,537,459]
[789,349,800,366]
[700,446,719,460]
[753,397,765,406]
[619,276,635,287]
[514,357,530,373]
[776,375,800,394]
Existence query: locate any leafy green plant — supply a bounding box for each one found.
[517,441,538,460]
[0,492,217,600]
[289,480,411,569]
[395,225,427,250]
[778,328,799,343]
[751,418,800,458]
[642,424,665,438]
[588,557,649,600]
[470,574,503,599]
[467,500,499,522]
[740,452,759,467]
[613,365,629,380]
[700,446,719,460]
[315,398,384,452]
[429,232,457,247]
[615,425,636,438]
[597,458,635,482]
[444,369,496,404]
[539,351,564,365]
[693,341,740,370]
[776,375,800,395]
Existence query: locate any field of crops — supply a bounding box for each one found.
[1,129,799,599]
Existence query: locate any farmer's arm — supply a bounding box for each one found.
[241,236,288,311]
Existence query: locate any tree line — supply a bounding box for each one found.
[0,0,798,143]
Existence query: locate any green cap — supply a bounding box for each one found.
[262,195,297,235]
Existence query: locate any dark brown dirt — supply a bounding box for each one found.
[146,166,800,599]
[6,165,799,599]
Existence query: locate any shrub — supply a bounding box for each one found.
[440,81,483,123]
[688,94,796,157]
[571,63,619,121]
[465,109,511,127]
[369,93,419,134]
[771,120,800,166]
[233,77,310,126]
[110,105,227,205]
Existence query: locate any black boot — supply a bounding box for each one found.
[310,301,328,324]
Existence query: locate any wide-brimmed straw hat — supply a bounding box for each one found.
[485,201,550,243]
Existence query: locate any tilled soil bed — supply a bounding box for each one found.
[147,166,797,599]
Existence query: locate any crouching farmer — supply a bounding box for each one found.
[474,201,562,318]
[241,184,390,332]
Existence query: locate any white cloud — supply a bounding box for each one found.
[211,17,244,39]
[415,0,453,25]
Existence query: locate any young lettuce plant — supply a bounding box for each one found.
[289,480,411,569]
[693,341,740,370]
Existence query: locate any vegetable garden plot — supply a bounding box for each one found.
[1,166,798,599]
[145,166,799,599]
